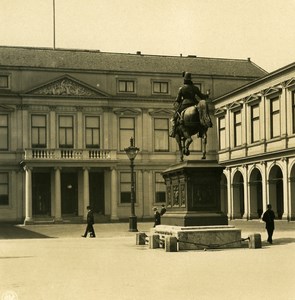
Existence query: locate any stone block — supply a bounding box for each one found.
[149,234,160,249]
[136,232,147,245]
[165,236,178,252]
[248,233,262,249]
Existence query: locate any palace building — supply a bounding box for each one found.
[0,46,266,223]
[214,62,295,221]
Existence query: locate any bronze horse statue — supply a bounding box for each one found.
[174,100,212,161]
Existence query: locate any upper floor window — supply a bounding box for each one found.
[0,114,8,150]
[118,80,135,93]
[218,116,226,150]
[250,104,260,143]
[155,172,166,203]
[154,118,169,152]
[59,116,73,148]
[270,97,280,138]
[234,110,242,147]
[0,172,8,205]
[119,117,135,151]
[0,75,9,89]
[31,114,47,148]
[153,81,169,94]
[85,116,100,148]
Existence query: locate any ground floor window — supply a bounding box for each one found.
[155,172,166,203]
[120,172,136,204]
[0,172,8,205]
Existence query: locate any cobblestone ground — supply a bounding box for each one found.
[0,220,295,300]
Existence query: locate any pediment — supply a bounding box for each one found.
[23,75,109,98]
[149,109,173,116]
[214,107,226,116]
[263,86,282,98]
[285,78,295,89]
[245,93,261,104]
[0,104,14,112]
[113,108,141,115]
[228,101,242,111]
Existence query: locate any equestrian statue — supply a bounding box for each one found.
[170,72,212,161]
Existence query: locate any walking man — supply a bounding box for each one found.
[82,205,96,238]
[262,204,275,244]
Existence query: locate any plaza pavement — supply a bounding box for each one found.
[0,220,295,300]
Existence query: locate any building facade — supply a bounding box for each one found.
[0,46,266,223]
[214,62,295,221]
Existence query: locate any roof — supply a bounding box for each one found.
[213,61,295,103]
[0,46,267,78]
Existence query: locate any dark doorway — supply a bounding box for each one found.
[61,172,78,215]
[89,172,104,214]
[32,172,51,216]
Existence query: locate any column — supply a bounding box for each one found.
[83,167,90,220]
[54,167,62,223]
[282,158,289,220]
[110,167,119,220]
[243,164,249,220]
[226,168,233,219]
[24,166,33,224]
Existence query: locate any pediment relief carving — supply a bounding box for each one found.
[24,75,109,98]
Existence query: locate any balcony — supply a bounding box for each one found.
[24,148,113,161]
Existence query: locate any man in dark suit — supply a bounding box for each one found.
[82,205,96,238]
[262,204,275,244]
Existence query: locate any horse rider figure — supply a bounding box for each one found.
[170,72,210,138]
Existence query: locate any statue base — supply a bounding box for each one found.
[162,160,227,227]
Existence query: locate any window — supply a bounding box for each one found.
[118,80,135,93]
[120,172,136,204]
[85,116,100,148]
[0,173,8,205]
[251,104,260,143]
[119,117,135,151]
[31,115,46,148]
[153,81,168,94]
[154,118,169,152]
[292,91,295,134]
[234,110,242,147]
[0,114,8,150]
[0,75,9,89]
[218,116,226,150]
[59,116,73,148]
[270,97,280,138]
[155,172,166,203]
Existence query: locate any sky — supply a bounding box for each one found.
[0,0,295,73]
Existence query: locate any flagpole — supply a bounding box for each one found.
[53,0,56,49]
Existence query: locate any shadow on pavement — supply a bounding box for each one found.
[272,237,295,245]
[0,225,52,239]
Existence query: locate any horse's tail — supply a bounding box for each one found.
[198,100,212,128]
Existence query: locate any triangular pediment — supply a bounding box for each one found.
[23,75,109,98]
[113,108,141,115]
[228,101,243,111]
[149,109,174,116]
[214,107,226,116]
[263,86,282,97]
[285,78,295,89]
[245,93,261,104]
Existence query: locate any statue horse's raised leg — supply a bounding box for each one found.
[201,133,207,159]
[175,132,184,162]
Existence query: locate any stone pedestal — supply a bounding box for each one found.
[152,225,242,250]
[161,160,227,226]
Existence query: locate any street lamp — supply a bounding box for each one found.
[124,137,140,232]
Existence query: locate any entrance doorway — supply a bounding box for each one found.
[61,172,78,215]
[32,172,51,216]
[89,172,104,214]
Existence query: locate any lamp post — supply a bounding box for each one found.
[124,137,139,232]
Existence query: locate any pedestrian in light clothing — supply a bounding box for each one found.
[82,206,96,238]
[262,204,275,244]
[153,207,161,227]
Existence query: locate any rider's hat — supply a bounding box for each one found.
[182,72,192,81]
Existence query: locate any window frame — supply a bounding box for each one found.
[233,110,242,147]
[153,117,169,152]
[270,96,280,139]
[218,115,226,150]
[58,115,74,148]
[31,114,47,148]
[119,117,135,151]
[0,74,10,90]
[0,114,8,151]
[85,115,100,148]
[154,172,166,204]
[117,79,136,94]
[119,171,137,204]
[152,80,169,95]
[250,103,260,143]
[0,172,9,206]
